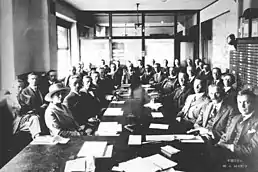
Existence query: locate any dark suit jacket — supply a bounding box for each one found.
[224,87,238,110]
[223,113,258,158]
[63,91,84,124]
[152,72,166,84]
[19,86,44,115]
[141,72,154,84]
[195,101,234,140]
[163,85,193,115]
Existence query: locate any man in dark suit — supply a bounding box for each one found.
[63,75,85,125]
[162,59,169,77]
[19,73,47,117]
[3,79,42,139]
[176,77,210,130]
[151,63,166,86]
[156,67,179,94]
[19,72,48,133]
[223,73,238,111]
[191,84,234,142]
[108,63,122,88]
[162,70,193,118]
[40,70,60,97]
[141,65,154,84]
[186,65,196,87]
[208,67,223,88]
[80,76,101,124]
[211,89,258,171]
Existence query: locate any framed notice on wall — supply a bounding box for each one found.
[252,19,258,37]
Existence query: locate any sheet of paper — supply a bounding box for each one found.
[103,145,113,158]
[142,84,151,88]
[103,108,123,116]
[180,136,204,143]
[111,100,125,104]
[151,112,164,118]
[97,122,122,133]
[30,135,57,145]
[119,157,159,172]
[95,131,120,136]
[146,135,175,142]
[144,102,163,110]
[77,141,107,158]
[53,135,70,144]
[64,158,86,172]
[173,134,196,140]
[128,135,142,145]
[144,154,177,170]
[161,145,180,155]
[149,123,169,130]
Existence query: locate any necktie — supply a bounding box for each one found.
[211,104,217,118]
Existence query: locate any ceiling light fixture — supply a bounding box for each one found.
[135,3,142,29]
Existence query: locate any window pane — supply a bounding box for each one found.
[112,39,141,65]
[57,26,69,49]
[112,13,142,37]
[80,39,110,68]
[57,49,70,79]
[145,13,175,37]
[177,13,197,36]
[145,39,174,66]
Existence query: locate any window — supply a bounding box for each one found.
[57,19,71,79]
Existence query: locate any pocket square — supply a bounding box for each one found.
[247,129,256,134]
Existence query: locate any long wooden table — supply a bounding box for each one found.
[0,88,210,172]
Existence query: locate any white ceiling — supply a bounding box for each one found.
[64,0,217,11]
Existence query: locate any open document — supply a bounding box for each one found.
[103,108,123,116]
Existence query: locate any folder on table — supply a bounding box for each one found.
[77,141,108,158]
[161,145,180,157]
[144,154,177,170]
[64,158,86,172]
[111,100,125,104]
[149,123,169,130]
[151,112,164,118]
[145,135,175,142]
[128,135,142,145]
[103,108,123,116]
[96,122,122,136]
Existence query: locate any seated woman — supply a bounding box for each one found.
[45,83,92,137]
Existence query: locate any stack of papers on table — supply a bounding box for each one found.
[145,135,175,142]
[77,141,113,158]
[144,102,163,110]
[161,145,180,157]
[95,122,122,136]
[103,108,123,116]
[113,154,177,172]
[149,123,169,130]
[174,135,204,143]
[151,112,164,118]
[30,135,70,145]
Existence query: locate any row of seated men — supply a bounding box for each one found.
[0,58,257,171]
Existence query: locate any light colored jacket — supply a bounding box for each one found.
[45,103,80,137]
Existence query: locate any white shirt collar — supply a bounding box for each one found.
[194,92,205,100]
[213,101,223,111]
[224,87,231,92]
[242,111,255,122]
